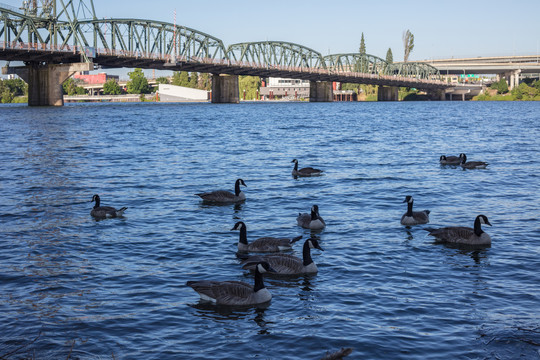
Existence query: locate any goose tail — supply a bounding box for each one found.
[116,207,127,216]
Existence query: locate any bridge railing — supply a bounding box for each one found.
[1,40,448,88]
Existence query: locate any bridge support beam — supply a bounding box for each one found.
[377,86,399,101]
[211,74,239,103]
[309,81,333,102]
[2,62,93,106]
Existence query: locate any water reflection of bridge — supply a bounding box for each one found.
[1,1,452,105]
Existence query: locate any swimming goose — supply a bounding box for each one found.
[241,238,324,275]
[459,153,488,169]
[439,155,461,165]
[401,196,430,225]
[291,159,323,177]
[425,214,492,246]
[231,221,302,253]
[297,205,326,230]
[186,262,276,306]
[90,194,127,218]
[195,178,247,203]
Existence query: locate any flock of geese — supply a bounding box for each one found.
[89,155,492,307]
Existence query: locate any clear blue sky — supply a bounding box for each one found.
[1,0,540,78]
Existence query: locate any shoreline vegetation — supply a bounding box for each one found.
[1,71,539,104]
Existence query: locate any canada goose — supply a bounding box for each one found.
[401,196,430,225]
[186,262,276,306]
[90,194,127,218]
[439,155,461,165]
[195,178,246,203]
[459,153,488,169]
[231,221,302,253]
[425,214,492,246]
[241,238,324,275]
[297,205,326,230]
[291,159,323,177]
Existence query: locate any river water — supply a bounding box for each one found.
[0,101,539,359]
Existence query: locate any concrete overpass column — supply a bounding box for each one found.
[309,81,333,102]
[510,69,521,90]
[377,86,399,101]
[3,62,93,106]
[211,74,239,103]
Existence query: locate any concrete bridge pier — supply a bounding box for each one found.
[377,86,399,101]
[497,69,521,90]
[309,81,333,102]
[211,74,239,103]
[2,62,93,106]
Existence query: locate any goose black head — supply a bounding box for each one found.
[231,221,246,231]
[291,159,298,164]
[459,153,467,163]
[236,179,247,187]
[403,195,413,203]
[477,215,492,226]
[91,194,100,203]
[256,261,276,274]
[307,238,324,251]
[440,155,447,161]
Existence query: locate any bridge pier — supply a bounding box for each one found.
[2,62,93,106]
[309,81,333,102]
[377,86,399,101]
[211,74,239,103]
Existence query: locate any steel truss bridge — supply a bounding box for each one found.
[0,0,448,91]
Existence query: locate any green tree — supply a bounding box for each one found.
[1,88,14,103]
[198,73,211,91]
[497,78,509,94]
[62,78,85,95]
[359,33,366,55]
[385,48,393,64]
[239,76,261,100]
[156,76,170,84]
[188,72,198,88]
[171,71,189,87]
[103,79,122,95]
[403,29,414,62]
[126,68,150,94]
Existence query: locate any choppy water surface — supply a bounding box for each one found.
[0,101,539,359]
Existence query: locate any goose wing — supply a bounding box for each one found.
[249,237,294,252]
[427,226,474,243]
[298,167,323,175]
[91,206,125,218]
[296,213,311,227]
[196,190,237,203]
[187,280,253,304]
[243,254,303,274]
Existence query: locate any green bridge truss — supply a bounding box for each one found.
[0,0,441,81]
[227,41,326,69]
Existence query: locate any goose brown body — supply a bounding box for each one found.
[90,194,127,218]
[196,178,246,203]
[232,221,302,253]
[186,262,275,306]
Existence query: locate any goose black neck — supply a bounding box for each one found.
[302,241,314,266]
[293,162,298,171]
[235,181,241,196]
[238,225,248,245]
[253,267,265,292]
[93,196,100,209]
[473,217,484,236]
[406,201,414,216]
[310,208,318,221]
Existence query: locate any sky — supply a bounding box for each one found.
[1,0,540,78]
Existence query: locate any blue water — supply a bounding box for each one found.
[0,101,539,359]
